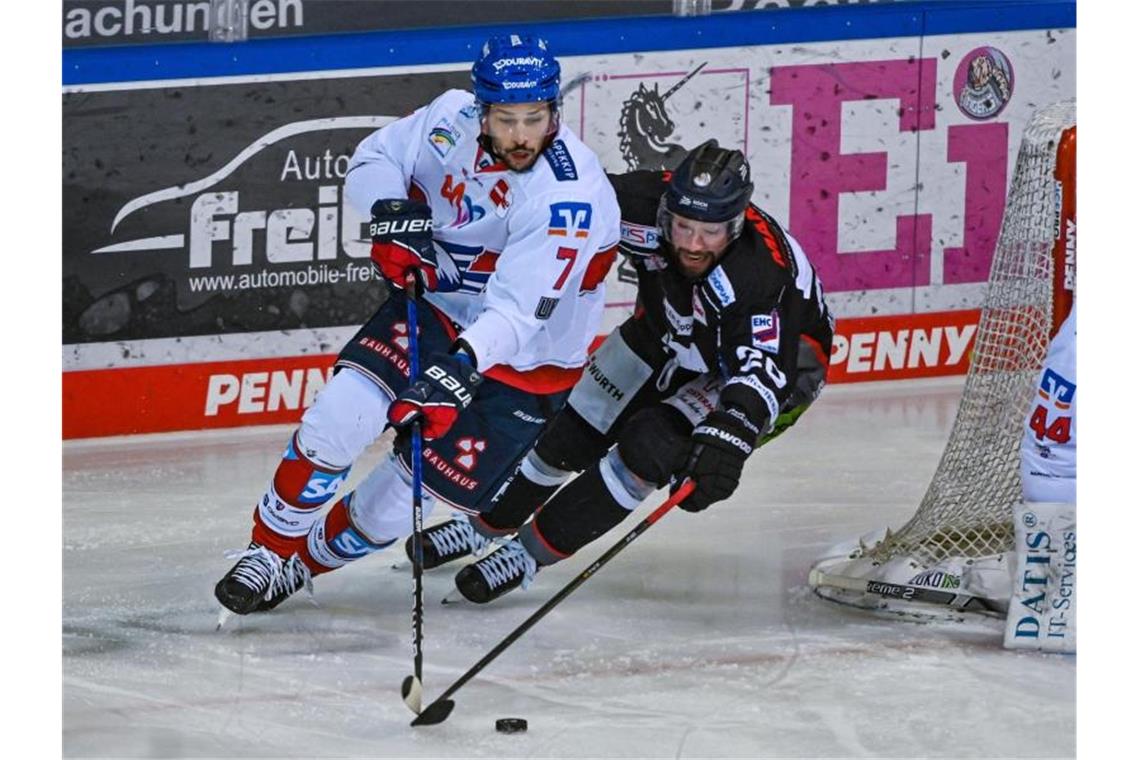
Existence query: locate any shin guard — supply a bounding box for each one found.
[519,455,637,566]
[252,431,350,557]
[304,492,395,574]
[478,450,573,534]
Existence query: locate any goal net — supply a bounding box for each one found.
[809,100,1076,617]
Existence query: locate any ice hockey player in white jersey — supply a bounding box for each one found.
[213,34,620,616]
[1020,309,1076,503]
[1004,304,1076,652]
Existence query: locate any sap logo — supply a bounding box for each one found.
[542,140,578,181]
[330,527,375,559]
[300,471,348,504]
[620,221,659,250]
[751,312,780,354]
[548,201,592,238]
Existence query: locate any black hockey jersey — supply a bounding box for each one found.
[609,170,834,433]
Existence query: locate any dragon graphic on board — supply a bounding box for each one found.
[617,62,707,171]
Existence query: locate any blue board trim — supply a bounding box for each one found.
[63,0,1074,86]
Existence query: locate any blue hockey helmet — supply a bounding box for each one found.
[471,34,561,107]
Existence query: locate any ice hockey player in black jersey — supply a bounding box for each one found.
[407,139,835,603]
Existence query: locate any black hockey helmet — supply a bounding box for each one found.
[657,139,754,244]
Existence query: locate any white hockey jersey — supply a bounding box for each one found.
[1020,309,1076,503]
[344,89,620,391]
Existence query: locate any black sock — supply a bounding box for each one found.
[530,464,631,558]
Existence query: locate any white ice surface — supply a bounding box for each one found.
[62,376,1075,758]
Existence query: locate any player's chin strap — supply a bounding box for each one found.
[410,480,696,727]
[400,273,427,715]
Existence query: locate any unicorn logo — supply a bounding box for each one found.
[617,62,707,171]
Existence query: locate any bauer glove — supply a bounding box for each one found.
[388,352,483,440]
[678,408,756,512]
[369,198,438,294]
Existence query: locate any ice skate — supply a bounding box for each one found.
[453,539,537,604]
[214,543,313,616]
[405,515,495,570]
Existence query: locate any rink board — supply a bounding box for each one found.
[61,1,1074,437]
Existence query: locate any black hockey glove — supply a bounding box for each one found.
[388,352,483,440]
[369,198,438,294]
[678,408,756,512]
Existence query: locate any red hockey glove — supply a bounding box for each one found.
[369,198,437,294]
[677,408,756,512]
[388,353,483,440]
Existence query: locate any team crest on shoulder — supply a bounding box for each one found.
[428,117,464,160]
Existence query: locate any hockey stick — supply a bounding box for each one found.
[400,274,426,714]
[811,570,1005,614]
[411,479,696,727]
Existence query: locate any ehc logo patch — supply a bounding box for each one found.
[751,311,780,354]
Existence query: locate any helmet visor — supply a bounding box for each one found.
[657,198,743,250]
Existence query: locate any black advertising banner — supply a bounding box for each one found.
[62,1,907,49]
[63,69,470,344]
[61,0,677,48]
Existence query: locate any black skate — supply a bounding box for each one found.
[405,516,494,570]
[454,539,537,604]
[214,543,313,615]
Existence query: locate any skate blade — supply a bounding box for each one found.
[215,607,235,631]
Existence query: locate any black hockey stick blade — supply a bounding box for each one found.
[410,698,455,726]
[401,675,423,714]
[409,481,695,728]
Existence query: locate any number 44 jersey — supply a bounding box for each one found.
[1020,309,1076,503]
[344,89,621,386]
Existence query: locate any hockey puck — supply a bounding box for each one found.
[495,717,527,733]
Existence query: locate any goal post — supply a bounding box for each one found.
[809,100,1076,617]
